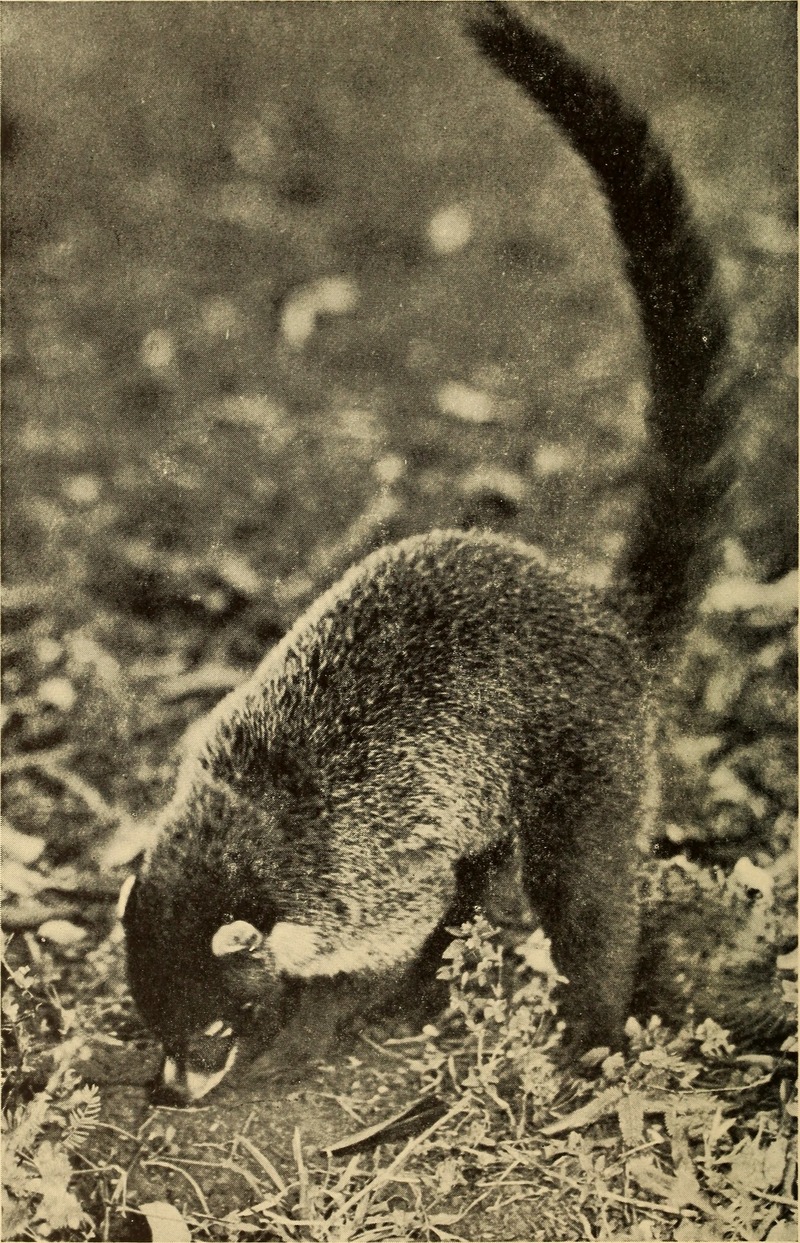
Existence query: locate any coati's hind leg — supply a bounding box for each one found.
[516,763,645,1053]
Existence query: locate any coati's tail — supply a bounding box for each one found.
[466,3,734,659]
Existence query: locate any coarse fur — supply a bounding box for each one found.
[123,5,732,1100]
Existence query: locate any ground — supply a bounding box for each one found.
[1,4,797,1241]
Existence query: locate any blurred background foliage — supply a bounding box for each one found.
[1,1,796,850]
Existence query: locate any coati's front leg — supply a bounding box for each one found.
[517,768,645,1053]
[237,971,402,1087]
[227,846,463,1084]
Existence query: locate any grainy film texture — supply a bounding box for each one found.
[2,4,796,1240]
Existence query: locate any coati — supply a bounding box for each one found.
[121,4,732,1101]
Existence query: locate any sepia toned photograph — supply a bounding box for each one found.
[2,3,796,1239]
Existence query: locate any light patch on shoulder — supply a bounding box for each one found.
[116,874,136,920]
[162,1056,179,1088]
[270,918,434,979]
[305,924,427,977]
[185,1045,238,1100]
[267,921,320,972]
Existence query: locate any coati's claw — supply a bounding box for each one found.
[116,874,136,921]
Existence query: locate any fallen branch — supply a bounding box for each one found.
[323,1090,447,1156]
[3,900,82,930]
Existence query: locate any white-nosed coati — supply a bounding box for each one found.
[121,4,732,1102]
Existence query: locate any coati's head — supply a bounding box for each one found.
[120,763,330,1102]
[120,866,325,1101]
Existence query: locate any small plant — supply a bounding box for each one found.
[2,948,98,1240]
[433,915,565,1131]
[395,913,798,1240]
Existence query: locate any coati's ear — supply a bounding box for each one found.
[211,920,264,957]
[116,874,137,922]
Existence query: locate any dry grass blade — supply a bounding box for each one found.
[331,1098,469,1226]
[292,1127,311,1221]
[237,1133,287,1194]
[541,1084,624,1136]
[143,1159,211,1217]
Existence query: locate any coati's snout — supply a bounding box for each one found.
[154,1024,240,1104]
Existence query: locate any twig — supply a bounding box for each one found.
[5,752,117,821]
[4,747,149,869]
[4,901,82,929]
[359,1032,418,1061]
[3,745,75,774]
[46,767,121,821]
[90,1121,144,1144]
[599,1189,682,1216]
[317,1091,366,1124]
[161,663,247,703]
[159,1154,267,1197]
[724,1181,798,1210]
[383,1032,438,1045]
[782,1146,796,1200]
[431,1183,502,1228]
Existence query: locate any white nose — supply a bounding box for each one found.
[161,1045,238,1101]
